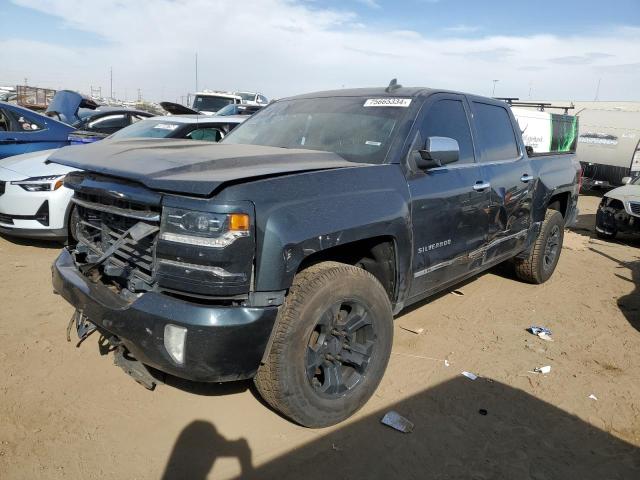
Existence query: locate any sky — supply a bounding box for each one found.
[1,0,639,103]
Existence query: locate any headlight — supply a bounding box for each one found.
[159,207,249,248]
[11,175,65,192]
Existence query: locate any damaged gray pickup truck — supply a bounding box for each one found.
[50,86,581,427]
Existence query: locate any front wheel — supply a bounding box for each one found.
[68,205,80,243]
[515,209,565,284]
[254,261,393,427]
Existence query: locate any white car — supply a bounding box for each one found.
[595,176,640,239]
[235,91,269,106]
[0,148,77,239]
[0,114,247,240]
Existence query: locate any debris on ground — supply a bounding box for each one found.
[588,394,598,401]
[533,365,552,374]
[527,326,554,341]
[461,371,478,380]
[451,290,465,296]
[399,325,424,335]
[381,411,414,433]
[478,409,488,416]
[444,359,450,367]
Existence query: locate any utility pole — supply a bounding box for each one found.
[110,67,113,99]
[594,78,601,101]
[137,88,142,102]
[195,52,199,93]
[492,79,499,96]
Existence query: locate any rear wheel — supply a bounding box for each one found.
[515,209,564,284]
[254,261,393,427]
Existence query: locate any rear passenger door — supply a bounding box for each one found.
[470,100,534,261]
[406,94,491,298]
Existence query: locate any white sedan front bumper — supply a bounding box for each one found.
[0,168,74,239]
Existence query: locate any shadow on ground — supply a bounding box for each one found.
[162,378,640,479]
[0,232,64,250]
[590,247,640,333]
[162,420,254,479]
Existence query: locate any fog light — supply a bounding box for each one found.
[164,324,187,365]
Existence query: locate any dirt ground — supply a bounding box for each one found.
[1,193,639,479]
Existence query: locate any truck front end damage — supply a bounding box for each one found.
[52,171,278,387]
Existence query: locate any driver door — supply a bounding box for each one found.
[406,94,491,298]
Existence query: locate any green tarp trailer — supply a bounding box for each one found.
[512,107,578,154]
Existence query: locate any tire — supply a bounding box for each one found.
[254,261,393,427]
[515,210,565,284]
[68,205,80,243]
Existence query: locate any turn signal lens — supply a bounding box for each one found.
[54,179,64,190]
[229,213,250,231]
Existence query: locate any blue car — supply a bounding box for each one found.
[0,101,74,159]
[0,90,153,159]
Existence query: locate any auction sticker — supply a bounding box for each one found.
[364,98,411,107]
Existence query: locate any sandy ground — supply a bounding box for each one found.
[1,193,639,479]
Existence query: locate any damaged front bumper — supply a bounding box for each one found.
[596,197,640,236]
[52,247,278,383]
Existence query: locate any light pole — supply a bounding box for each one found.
[492,79,499,96]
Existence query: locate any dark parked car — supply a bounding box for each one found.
[67,108,154,144]
[51,85,581,428]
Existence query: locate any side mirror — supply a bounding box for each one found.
[622,176,632,185]
[416,136,459,169]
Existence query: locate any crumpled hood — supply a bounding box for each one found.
[48,139,363,196]
[604,184,640,203]
[0,148,78,178]
[45,90,99,125]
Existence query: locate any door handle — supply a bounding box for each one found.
[520,174,535,183]
[473,181,491,192]
[0,138,18,144]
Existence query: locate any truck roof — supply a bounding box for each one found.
[288,87,441,100]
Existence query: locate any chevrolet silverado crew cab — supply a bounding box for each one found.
[50,85,581,427]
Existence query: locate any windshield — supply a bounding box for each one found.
[215,104,238,116]
[631,175,640,185]
[222,97,409,163]
[109,119,181,139]
[193,95,235,112]
[237,92,255,101]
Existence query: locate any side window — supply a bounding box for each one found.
[3,110,44,132]
[0,109,12,131]
[472,102,519,162]
[258,95,268,104]
[421,99,475,164]
[130,114,147,124]
[87,114,129,133]
[187,127,224,142]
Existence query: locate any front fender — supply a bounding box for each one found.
[236,165,413,295]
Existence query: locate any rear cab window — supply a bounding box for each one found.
[472,102,520,162]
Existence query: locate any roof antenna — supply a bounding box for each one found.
[385,78,402,93]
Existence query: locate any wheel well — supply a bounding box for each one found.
[296,236,397,302]
[547,192,570,218]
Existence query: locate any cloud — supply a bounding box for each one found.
[354,0,381,8]
[599,62,640,74]
[447,47,515,61]
[3,1,640,102]
[548,51,615,65]
[443,24,481,34]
